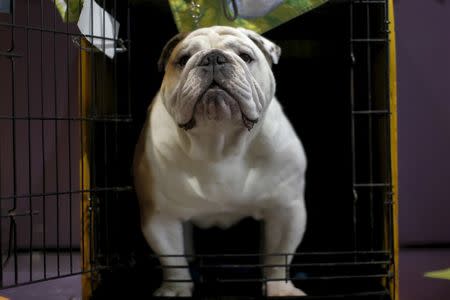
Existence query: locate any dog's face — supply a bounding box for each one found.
[158,26,281,132]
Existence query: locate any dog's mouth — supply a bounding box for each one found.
[208,80,221,90]
[178,80,258,131]
[177,76,259,131]
[179,110,258,132]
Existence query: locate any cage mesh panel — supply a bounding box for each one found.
[0,0,130,289]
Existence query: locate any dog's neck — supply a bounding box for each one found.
[176,121,261,162]
[154,93,267,162]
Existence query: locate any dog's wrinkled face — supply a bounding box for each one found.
[158,26,281,131]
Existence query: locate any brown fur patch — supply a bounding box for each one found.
[158,32,190,72]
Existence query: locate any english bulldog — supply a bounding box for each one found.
[133,26,307,297]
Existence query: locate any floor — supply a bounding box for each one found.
[0,249,449,299]
[0,276,81,300]
[0,253,81,300]
[399,248,450,300]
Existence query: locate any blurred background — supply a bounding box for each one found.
[396,0,450,299]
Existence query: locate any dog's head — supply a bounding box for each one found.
[158,26,281,132]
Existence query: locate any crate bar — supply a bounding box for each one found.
[349,0,358,253]
[331,0,385,3]
[354,183,390,188]
[52,3,61,277]
[365,0,376,252]
[80,23,93,300]
[154,260,391,269]
[387,0,399,298]
[0,22,121,42]
[149,250,391,258]
[0,186,132,201]
[88,0,97,294]
[112,0,120,280]
[66,0,74,275]
[8,0,19,285]
[355,0,386,3]
[78,0,84,283]
[40,0,47,280]
[127,3,132,116]
[0,51,21,58]
[26,0,33,282]
[101,0,109,268]
[1,211,39,218]
[351,38,386,42]
[0,115,133,122]
[352,110,390,115]
[186,273,391,283]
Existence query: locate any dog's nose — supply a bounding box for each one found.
[199,50,228,67]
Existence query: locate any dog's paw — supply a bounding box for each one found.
[153,282,193,297]
[265,281,306,297]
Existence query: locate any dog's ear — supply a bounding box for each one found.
[238,28,281,66]
[158,32,190,72]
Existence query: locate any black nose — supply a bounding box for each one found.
[199,50,228,66]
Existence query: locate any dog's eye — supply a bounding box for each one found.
[177,55,190,67]
[239,53,253,64]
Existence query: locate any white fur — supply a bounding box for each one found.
[133,26,307,297]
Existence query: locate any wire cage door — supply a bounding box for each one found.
[0,0,132,295]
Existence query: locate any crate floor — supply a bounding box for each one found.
[90,257,391,300]
[1,249,449,299]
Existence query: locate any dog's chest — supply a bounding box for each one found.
[186,164,254,202]
[158,158,267,217]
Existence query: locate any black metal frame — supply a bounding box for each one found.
[0,0,396,299]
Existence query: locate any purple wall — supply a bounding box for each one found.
[0,1,81,250]
[395,0,450,245]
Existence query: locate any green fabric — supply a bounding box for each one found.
[55,0,84,23]
[169,0,328,33]
[425,268,450,281]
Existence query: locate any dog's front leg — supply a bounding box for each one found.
[263,201,307,297]
[141,213,193,297]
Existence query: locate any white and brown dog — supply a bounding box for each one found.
[133,26,307,297]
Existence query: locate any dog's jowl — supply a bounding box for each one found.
[133,26,307,297]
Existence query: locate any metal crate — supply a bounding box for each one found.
[0,0,399,299]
